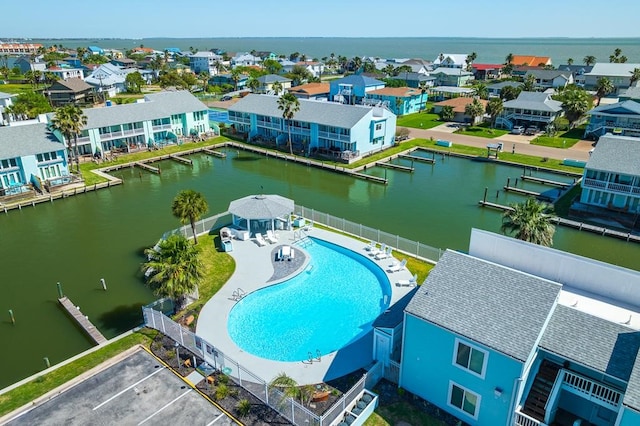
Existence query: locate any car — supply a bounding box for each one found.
[221,95,232,101]
[511,126,525,135]
[525,127,538,135]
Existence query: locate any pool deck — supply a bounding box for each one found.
[196,227,415,385]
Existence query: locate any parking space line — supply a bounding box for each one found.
[137,389,192,425]
[206,413,226,425]
[92,367,165,410]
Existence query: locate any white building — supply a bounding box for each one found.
[189,51,224,76]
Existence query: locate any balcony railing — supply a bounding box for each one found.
[514,410,544,426]
[318,131,350,141]
[503,112,555,123]
[560,370,622,410]
[583,178,640,195]
[151,124,171,131]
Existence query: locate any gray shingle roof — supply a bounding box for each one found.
[229,94,374,128]
[586,63,640,77]
[256,74,291,84]
[487,81,521,91]
[430,67,472,76]
[374,288,418,330]
[540,305,640,382]
[405,250,561,361]
[524,69,571,80]
[585,134,640,176]
[623,353,640,410]
[619,87,640,100]
[227,194,293,219]
[80,91,207,129]
[589,100,640,116]
[503,91,563,112]
[0,123,65,159]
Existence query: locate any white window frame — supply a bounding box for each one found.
[448,381,481,420]
[452,338,488,378]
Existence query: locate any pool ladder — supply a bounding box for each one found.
[307,349,322,363]
[230,288,246,301]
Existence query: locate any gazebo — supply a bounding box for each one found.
[228,194,294,237]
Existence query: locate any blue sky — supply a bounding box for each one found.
[3,0,640,38]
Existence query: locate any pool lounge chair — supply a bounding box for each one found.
[388,258,407,273]
[254,233,267,247]
[375,246,392,260]
[265,230,278,243]
[364,241,376,252]
[370,243,386,257]
[396,273,418,287]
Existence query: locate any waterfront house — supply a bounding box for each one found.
[510,55,552,67]
[85,63,140,97]
[556,64,594,87]
[433,97,488,124]
[231,52,262,68]
[399,58,432,75]
[294,61,325,79]
[429,67,473,87]
[399,228,640,426]
[210,73,249,90]
[365,87,426,115]
[579,134,640,215]
[524,69,574,90]
[46,66,85,81]
[329,75,386,105]
[287,82,330,100]
[0,43,43,55]
[110,58,137,69]
[584,63,640,93]
[433,53,468,69]
[0,123,70,197]
[14,56,46,74]
[228,94,396,162]
[584,100,640,139]
[255,74,292,95]
[87,46,104,56]
[45,78,95,106]
[471,64,503,80]
[487,81,521,98]
[619,86,640,103]
[189,51,224,76]
[497,91,563,130]
[388,72,435,88]
[0,92,15,126]
[54,90,210,156]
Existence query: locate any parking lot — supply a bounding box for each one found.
[4,349,237,426]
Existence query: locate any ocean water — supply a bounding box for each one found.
[20,37,640,65]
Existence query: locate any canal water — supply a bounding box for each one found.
[1,149,638,388]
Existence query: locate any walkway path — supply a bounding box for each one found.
[406,124,591,162]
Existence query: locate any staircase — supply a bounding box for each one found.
[522,360,562,422]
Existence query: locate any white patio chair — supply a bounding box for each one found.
[370,243,386,257]
[266,230,278,243]
[388,258,407,273]
[396,273,418,287]
[254,233,267,247]
[375,246,393,260]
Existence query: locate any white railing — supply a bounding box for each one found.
[583,178,640,195]
[561,370,622,409]
[317,131,350,141]
[514,410,543,426]
[385,360,400,384]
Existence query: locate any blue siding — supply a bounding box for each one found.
[618,407,640,426]
[401,314,523,425]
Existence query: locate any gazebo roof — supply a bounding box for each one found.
[228,194,294,220]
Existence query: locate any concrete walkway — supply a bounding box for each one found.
[196,228,415,385]
[406,125,591,162]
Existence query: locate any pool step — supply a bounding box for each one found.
[296,237,314,248]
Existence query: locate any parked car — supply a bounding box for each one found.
[525,127,538,135]
[511,126,525,135]
[221,95,232,101]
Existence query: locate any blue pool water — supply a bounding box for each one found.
[227,238,391,362]
[208,109,231,124]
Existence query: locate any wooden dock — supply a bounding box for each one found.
[135,162,160,174]
[58,297,107,345]
[503,186,541,196]
[203,148,227,158]
[521,175,571,188]
[376,162,414,172]
[170,154,193,166]
[478,200,514,212]
[398,154,435,164]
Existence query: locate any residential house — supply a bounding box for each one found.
[429,67,474,87]
[130,47,154,55]
[497,91,563,130]
[210,73,249,90]
[471,64,503,80]
[400,58,432,75]
[45,78,95,106]
[254,51,278,61]
[56,91,210,156]
[103,49,123,59]
[87,46,104,56]
[287,82,330,100]
[428,86,476,102]
[295,61,325,79]
[0,123,70,197]
[619,86,640,103]
[432,97,488,124]
[556,64,594,87]
[85,63,139,97]
[580,134,640,214]
[524,69,574,90]
[255,74,292,95]
[365,87,427,115]
[399,227,640,426]
[389,72,436,88]
[584,63,640,93]
[278,59,297,75]
[510,55,552,67]
[511,66,544,79]
[14,56,46,74]
[0,92,15,126]
[228,94,397,162]
[329,75,386,105]
[231,52,262,68]
[189,51,224,76]
[0,43,43,55]
[487,81,521,98]
[47,66,84,81]
[585,100,640,139]
[433,53,468,69]
[110,58,137,69]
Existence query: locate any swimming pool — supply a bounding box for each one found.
[227,238,391,362]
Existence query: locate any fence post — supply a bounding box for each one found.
[396,234,399,249]
[291,398,295,424]
[161,313,166,334]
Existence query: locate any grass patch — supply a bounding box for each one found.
[0,83,35,94]
[0,329,157,417]
[364,401,447,426]
[455,123,509,139]
[396,107,442,130]
[531,126,586,148]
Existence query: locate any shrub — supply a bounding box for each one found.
[236,399,251,417]
[218,374,229,385]
[215,383,230,400]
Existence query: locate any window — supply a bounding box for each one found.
[454,339,487,377]
[375,123,382,131]
[449,382,480,419]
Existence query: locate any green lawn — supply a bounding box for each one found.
[396,106,442,129]
[364,401,447,426]
[531,126,586,148]
[455,123,509,139]
[0,83,35,94]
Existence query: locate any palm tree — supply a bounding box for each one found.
[505,53,514,65]
[50,105,87,173]
[418,82,428,112]
[473,82,489,100]
[142,234,203,309]
[465,52,477,71]
[277,92,300,155]
[567,58,574,66]
[171,189,209,244]
[246,77,260,93]
[500,197,556,247]
[555,86,592,128]
[583,55,596,66]
[271,80,283,95]
[486,98,504,128]
[230,69,241,91]
[522,74,537,92]
[464,98,485,125]
[629,68,640,87]
[439,105,455,122]
[595,77,614,106]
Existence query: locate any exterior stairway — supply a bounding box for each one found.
[522,360,562,422]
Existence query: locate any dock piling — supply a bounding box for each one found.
[100,278,107,291]
[44,357,50,369]
[9,309,15,325]
[57,282,63,299]
[483,187,488,203]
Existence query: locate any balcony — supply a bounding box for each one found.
[515,410,544,426]
[151,124,171,131]
[318,131,350,142]
[503,112,555,123]
[583,178,640,195]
